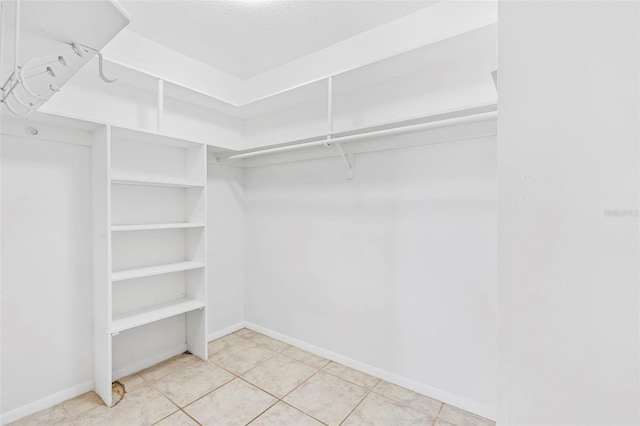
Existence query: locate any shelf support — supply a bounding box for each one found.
[334,143,354,180]
[327,76,333,137]
[325,75,354,179]
[157,78,164,133]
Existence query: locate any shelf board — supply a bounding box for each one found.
[112,261,205,282]
[112,223,205,232]
[111,177,204,188]
[111,298,205,334]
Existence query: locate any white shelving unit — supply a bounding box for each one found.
[92,125,207,407]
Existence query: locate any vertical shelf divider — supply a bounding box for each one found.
[92,125,113,407]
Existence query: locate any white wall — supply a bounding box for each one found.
[244,130,497,416]
[1,135,93,415]
[497,1,639,424]
[207,160,246,335]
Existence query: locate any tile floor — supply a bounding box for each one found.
[11,329,495,426]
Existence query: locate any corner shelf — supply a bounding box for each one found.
[111,298,205,334]
[112,261,205,282]
[112,223,205,232]
[111,177,204,188]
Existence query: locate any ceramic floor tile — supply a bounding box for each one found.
[342,392,434,426]
[434,419,456,426]
[154,410,199,426]
[373,380,442,415]
[184,378,277,426]
[284,372,368,426]
[11,405,72,426]
[281,346,330,369]
[438,405,494,426]
[61,391,104,418]
[242,354,316,398]
[209,341,277,375]
[249,401,323,426]
[234,328,259,339]
[73,384,177,426]
[208,333,255,356]
[154,360,234,407]
[118,373,146,391]
[249,334,290,352]
[139,353,200,382]
[323,362,379,389]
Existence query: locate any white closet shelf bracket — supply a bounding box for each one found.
[331,140,354,180]
[324,76,353,179]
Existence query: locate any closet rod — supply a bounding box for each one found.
[218,103,497,161]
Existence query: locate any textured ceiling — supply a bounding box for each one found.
[119,0,437,79]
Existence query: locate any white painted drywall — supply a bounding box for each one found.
[207,160,246,334]
[1,135,93,414]
[497,1,639,424]
[244,131,497,415]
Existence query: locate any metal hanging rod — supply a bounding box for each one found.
[217,102,497,162]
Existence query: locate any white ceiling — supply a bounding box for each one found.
[119,0,437,80]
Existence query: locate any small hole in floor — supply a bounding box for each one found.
[111,381,125,407]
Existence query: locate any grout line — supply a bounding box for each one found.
[368,385,444,418]
[338,389,371,426]
[278,400,330,426]
[243,399,279,425]
[236,376,282,401]
[278,347,330,369]
[150,408,181,426]
[209,347,280,377]
[178,377,237,412]
[180,409,203,426]
[319,363,377,392]
[278,368,322,401]
[137,376,181,413]
[58,402,74,422]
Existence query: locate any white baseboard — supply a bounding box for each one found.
[244,322,496,422]
[1,380,94,425]
[207,321,246,342]
[112,344,188,381]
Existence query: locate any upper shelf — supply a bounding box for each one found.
[110,126,205,149]
[51,24,496,120]
[32,23,497,154]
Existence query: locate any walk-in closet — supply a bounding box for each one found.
[1,1,638,425]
